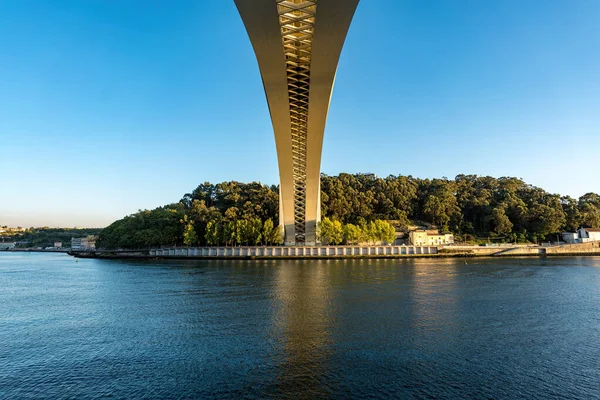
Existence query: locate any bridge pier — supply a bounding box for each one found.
[235,0,360,245]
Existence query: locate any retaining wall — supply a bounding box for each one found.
[545,241,600,255]
[149,245,438,258]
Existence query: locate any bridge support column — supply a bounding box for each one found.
[235,0,359,245]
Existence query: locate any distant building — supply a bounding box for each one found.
[561,228,600,244]
[578,228,600,242]
[71,236,96,251]
[409,230,454,246]
[54,241,63,248]
[0,242,16,250]
[562,232,579,244]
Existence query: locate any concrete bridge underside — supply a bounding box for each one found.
[235,0,359,245]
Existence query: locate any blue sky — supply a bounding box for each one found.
[1,0,598,227]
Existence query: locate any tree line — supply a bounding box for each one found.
[97,174,600,249]
[318,217,396,245]
[98,181,281,249]
[2,227,102,248]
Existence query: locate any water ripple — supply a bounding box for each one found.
[1,254,600,399]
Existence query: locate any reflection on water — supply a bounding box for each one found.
[409,259,460,335]
[2,254,600,399]
[271,263,334,396]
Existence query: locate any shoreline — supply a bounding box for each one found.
[68,253,600,260]
[68,244,600,261]
[2,248,69,253]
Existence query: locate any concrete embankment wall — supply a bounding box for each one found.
[70,242,600,260]
[545,241,600,256]
[440,246,508,256]
[150,245,438,259]
[498,241,600,256]
[442,242,600,257]
[68,250,149,259]
[439,245,542,256]
[493,247,541,256]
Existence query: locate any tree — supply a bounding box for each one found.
[362,221,377,244]
[183,222,198,246]
[236,219,249,245]
[239,217,262,245]
[579,193,600,209]
[231,221,243,246]
[363,220,397,244]
[99,174,600,249]
[580,203,600,228]
[317,217,333,244]
[377,220,397,244]
[528,202,565,236]
[491,207,513,235]
[224,207,239,221]
[205,221,221,246]
[579,195,600,228]
[419,179,461,232]
[317,217,343,245]
[331,219,344,244]
[561,196,582,232]
[262,219,282,245]
[342,223,362,245]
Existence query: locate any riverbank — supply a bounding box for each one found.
[70,245,439,260]
[2,248,69,253]
[67,241,600,260]
[442,241,600,257]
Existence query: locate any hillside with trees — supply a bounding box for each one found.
[97,174,600,249]
[0,227,102,248]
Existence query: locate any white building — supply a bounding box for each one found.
[71,236,96,251]
[0,242,16,250]
[578,228,600,242]
[409,230,454,246]
[562,232,579,244]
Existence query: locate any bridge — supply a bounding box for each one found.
[235,0,360,245]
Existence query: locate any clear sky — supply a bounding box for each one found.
[1,0,598,228]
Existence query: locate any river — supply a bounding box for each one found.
[1,253,599,399]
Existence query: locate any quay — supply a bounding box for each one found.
[68,241,600,260]
[151,245,438,258]
[3,248,69,253]
[70,245,439,260]
[441,241,600,257]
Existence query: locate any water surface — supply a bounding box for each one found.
[1,253,600,399]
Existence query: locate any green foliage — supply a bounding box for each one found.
[262,219,283,245]
[96,174,600,249]
[319,218,396,245]
[375,220,397,244]
[317,217,343,245]
[491,207,513,235]
[97,204,185,249]
[238,217,263,245]
[6,227,102,248]
[342,223,362,245]
[248,217,264,245]
[204,221,220,246]
[580,199,600,228]
[421,179,461,232]
[182,222,198,246]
